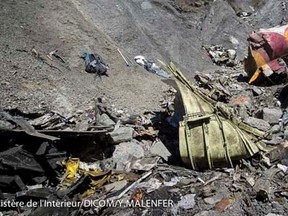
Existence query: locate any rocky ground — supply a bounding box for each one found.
[1,0,288,216]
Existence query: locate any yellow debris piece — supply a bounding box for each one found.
[62,158,80,182]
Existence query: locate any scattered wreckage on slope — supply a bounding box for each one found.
[2,20,288,215]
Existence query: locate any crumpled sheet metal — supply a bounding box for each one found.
[61,158,112,197]
[62,158,80,183]
[163,62,267,170]
[244,24,288,84]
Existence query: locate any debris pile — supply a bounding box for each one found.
[1,6,288,213]
[204,45,237,67]
[0,104,177,215]
[2,57,288,214]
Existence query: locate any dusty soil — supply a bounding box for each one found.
[1,0,287,115]
[0,0,169,115]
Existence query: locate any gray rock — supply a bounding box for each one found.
[194,211,210,216]
[266,214,283,216]
[76,110,84,114]
[180,178,196,185]
[130,157,159,171]
[238,105,250,119]
[263,108,282,125]
[270,124,280,134]
[112,140,144,165]
[243,117,270,132]
[203,194,223,205]
[284,129,288,140]
[229,83,243,92]
[176,194,196,210]
[109,127,134,144]
[104,180,128,193]
[137,178,162,193]
[141,1,153,10]
[100,158,115,171]
[149,140,171,161]
[98,113,115,127]
[227,49,236,60]
[262,137,283,145]
[169,188,180,193]
[0,119,13,130]
[252,87,262,96]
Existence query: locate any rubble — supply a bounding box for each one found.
[3,60,288,215]
[243,117,271,132]
[173,194,196,211]
[149,140,171,161]
[214,197,235,212]
[97,114,115,127]
[112,140,145,169]
[203,195,223,205]
[108,127,134,144]
[262,108,283,125]
[204,45,237,67]
[2,0,288,215]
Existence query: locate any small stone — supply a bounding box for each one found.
[252,87,262,96]
[284,129,288,140]
[229,83,243,91]
[243,117,270,132]
[76,110,84,114]
[227,49,236,60]
[237,104,250,119]
[266,213,283,216]
[141,1,153,10]
[130,157,159,171]
[263,108,282,125]
[149,140,171,161]
[280,191,288,198]
[180,178,196,185]
[177,194,196,210]
[0,120,14,130]
[245,176,255,186]
[277,164,288,173]
[169,87,177,93]
[215,197,235,212]
[1,81,10,86]
[26,184,43,190]
[270,124,280,134]
[137,178,162,193]
[99,114,115,127]
[169,188,180,193]
[190,187,196,193]
[112,140,144,165]
[104,180,128,193]
[204,195,223,205]
[79,161,102,171]
[194,1,202,7]
[194,211,210,216]
[109,127,134,144]
[230,36,239,45]
[116,110,124,115]
[271,201,285,214]
[262,137,283,145]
